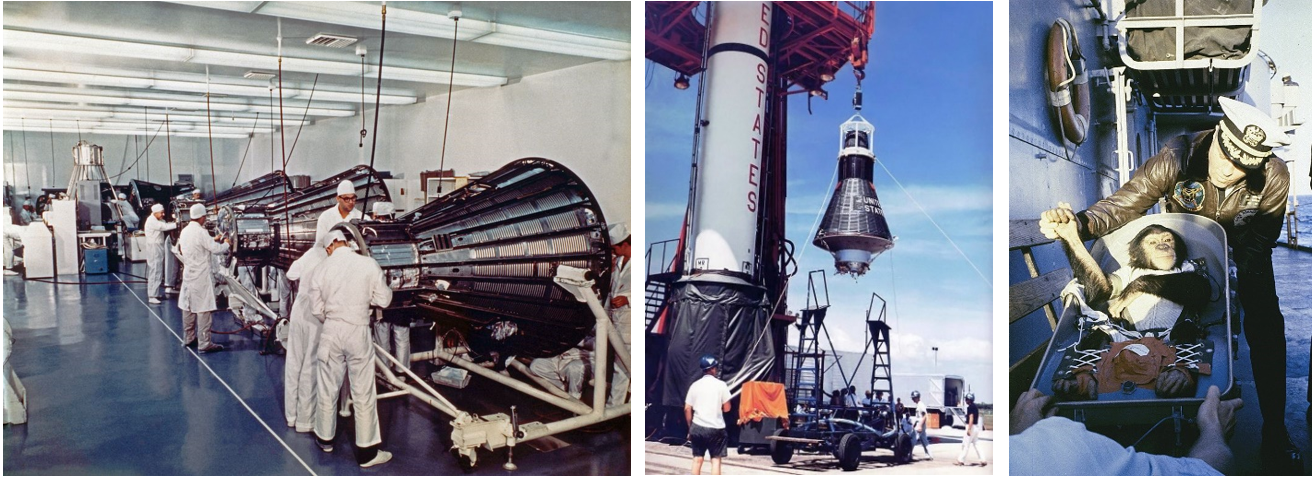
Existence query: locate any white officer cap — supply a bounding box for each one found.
[189,203,206,219]
[326,229,357,250]
[608,222,629,246]
[118,193,127,200]
[1217,96,1290,170]
[151,204,165,213]
[337,180,356,197]
[372,201,394,217]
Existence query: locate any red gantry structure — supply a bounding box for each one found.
[643,1,875,439]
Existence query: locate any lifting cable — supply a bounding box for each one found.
[144,107,151,182]
[277,18,291,244]
[19,118,31,193]
[229,113,262,188]
[872,155,991,288]
[6,133,14,193]
[359,51,368,148]
[166,113,175,191]
[361,1,388,216]
[436,12,458,180]
[268,86,276,173]
[206,66,218,201]
[284,74,320,161]
[106,121,168,181]
[47,120,54,193]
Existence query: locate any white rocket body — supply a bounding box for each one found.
[688,1,773,276]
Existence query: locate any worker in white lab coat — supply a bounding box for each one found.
[309,229,393,468]
[178,203,229,353]
[607,222,631,407]
[143,204,177,304]
[314,180,363,248]
[284,244,329,432]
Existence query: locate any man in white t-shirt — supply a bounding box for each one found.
[911,390,932,460]
[685,354,732,475]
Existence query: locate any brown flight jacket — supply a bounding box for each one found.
[1076,130,1290,272]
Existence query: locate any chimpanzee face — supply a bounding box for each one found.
[1128,224,1187,271]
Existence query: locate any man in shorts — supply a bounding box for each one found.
[686,354,732,475]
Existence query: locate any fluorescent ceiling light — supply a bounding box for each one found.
[4,89,356,117]
[5,82,355,112]
[4,124,251,139]
[479,25,630,61]
[5,58,420,99]
[4,106,310,127]
[4,29,507,87]
[170,1,630,60]
[4,68,417,105]
[4,118,274,135]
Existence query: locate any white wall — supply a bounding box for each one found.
[2,130,244,198]
[237,59,632,225]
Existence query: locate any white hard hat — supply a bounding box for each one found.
[189,203,206,219]
[608,222,629,246]
[1217,96,1290,169]
[326,229,357,250]
[337,180,356,197]
[117,193,127,200]
[151,204,165,213]
[372,201,394,217]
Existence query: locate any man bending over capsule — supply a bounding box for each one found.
[1041,203,1212,399]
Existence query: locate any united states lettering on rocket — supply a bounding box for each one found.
[812,114,894,275]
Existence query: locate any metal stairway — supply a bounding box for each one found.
[865,293,894,419]
[788,271,830,419]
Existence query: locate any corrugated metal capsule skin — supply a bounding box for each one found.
[403,158,612,359]
[205,158,609,361]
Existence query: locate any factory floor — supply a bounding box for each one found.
[2,261,629,475]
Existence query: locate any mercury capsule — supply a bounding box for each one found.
[812,114,894,275]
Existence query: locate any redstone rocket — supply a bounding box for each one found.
[687,1,773,278]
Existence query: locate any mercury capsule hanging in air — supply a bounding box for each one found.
[812,114,894,275]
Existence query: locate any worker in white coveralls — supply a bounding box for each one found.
[367,201,410,376]
[3,319,26,425]
[111,192,140,230]
[607,222,631,406]
[284,243,329,432]
[178,203,229,353]
[309,229,393,468]
[143,204,178,304]
[528,336,594,400]
[315,180,363,248]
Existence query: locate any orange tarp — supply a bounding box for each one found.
[738,381,789,425]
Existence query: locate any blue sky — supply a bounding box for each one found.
[645,2,994,401]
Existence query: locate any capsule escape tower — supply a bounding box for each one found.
[644,1,878,434]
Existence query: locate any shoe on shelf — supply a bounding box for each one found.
[199,345,225,354]
[360,450,392,468]
[148,297,162,304]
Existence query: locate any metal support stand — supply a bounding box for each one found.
[220,263,631,471]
